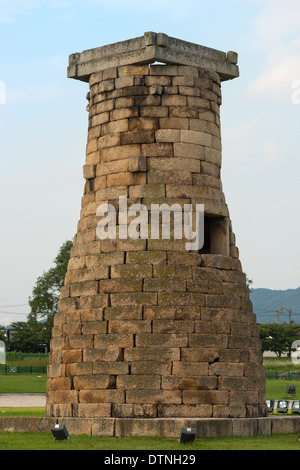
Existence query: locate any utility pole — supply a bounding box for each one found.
[280,307,292,325]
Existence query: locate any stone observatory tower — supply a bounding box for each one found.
[46,32,267,420]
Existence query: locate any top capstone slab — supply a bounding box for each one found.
[68,32,239,83]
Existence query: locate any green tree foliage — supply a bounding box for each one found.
[8,318,45,353]
[8,240,72,352]
[259,323,300,357]
[28,240,73,321]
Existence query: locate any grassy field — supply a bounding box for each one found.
[1,356,300,450]
[0,407,45,417]
[0,432,300,451]
[0,374,47,393]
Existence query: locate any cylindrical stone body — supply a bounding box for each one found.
[46,64,267,419]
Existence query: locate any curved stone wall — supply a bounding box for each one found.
[46,64,267,419]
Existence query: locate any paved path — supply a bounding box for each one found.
[0,394,46,407]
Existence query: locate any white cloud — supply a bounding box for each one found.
[249,54,300,101]
[255,0,300,44]
[0,0,72,23]
[0,0,43,22]
[262,140,281,165]
[248,0,300,101]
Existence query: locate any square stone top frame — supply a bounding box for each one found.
[68,32,239,83]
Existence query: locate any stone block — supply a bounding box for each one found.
[134,95,160,106]
[126,390,182,404]
[71,281,98,297]
[110,292,157,307]
[178,86,201,97]
[143,278,186,292]
[62,349,82,364]
[147,156,200,172]
[92,418,116,436]
[99,279,143,293]
[140,106,168,117]
[183,390,229,405]
[113,404,157,418]
[54,390,79,404]
[118,65,149,76]
[104,306,142,320]
[120,130,155,145]
[124,347,180,362]
[131,361,172,375]
[144,305,200,321]
[84,347,124,362]
[49,377,72,391]
[92,361,129,375]
[94,334,133,348]
[101,118,129,135]
[115,75,134,89]
[209,363,244,377]
[125,250,166,265]
[181,348,220,363]
[180,129,213,147]
[108,320,151,334]
[110,106,139,121]
[162,376,217,390]
[152,320,194,334]
[172,362,209,377]
[129,184,165,198]
[79,390,124,403]
[142,142,173,157]
[135,333,188,348]
[66,334,93,350]
[78,403,111,418]
[128,155,147,173]
[81,321,107,335]
[158,404,212,418]
[173,142,205,159]
[83,164,96,179]
[128,117,158,131]
[66,362,93,376]
[155,129,180,142]
[98,132,122,151]
[158,292,205,306]
[189,333,228,349]
[145,75,172,86]
[116,375,161,390]
[169,106,199,119]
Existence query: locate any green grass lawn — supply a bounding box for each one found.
[0,432,299,450]
[0,374,47,393]
[1,358,300,450]
[0,407,45,417]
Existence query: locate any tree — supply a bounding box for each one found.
[9,319,45,353]
[0,327,6,343]
[246,275,253,291]
[23,239,73,352]
[28,240,73,322]
[259,323,300,357]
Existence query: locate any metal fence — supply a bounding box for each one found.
[0,364,47,375]
[265,370,300,380]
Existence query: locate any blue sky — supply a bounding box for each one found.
[0,0,300,325]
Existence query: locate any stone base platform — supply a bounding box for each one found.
[0,416,299,438]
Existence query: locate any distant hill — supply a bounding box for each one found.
[250,287,300,324]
